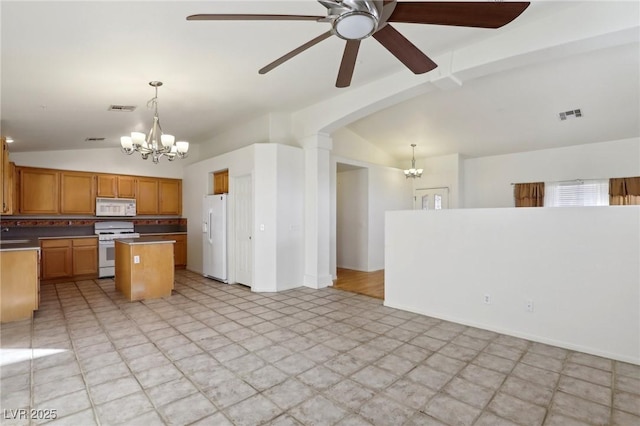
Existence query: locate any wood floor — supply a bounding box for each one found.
[334,268,384,299]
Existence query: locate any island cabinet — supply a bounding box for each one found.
[17,167,60,214]
[1,248,39,323]
[41,237,98,282]
[60,171,96,214]
[97,174,136,198]
[115,238,174,301]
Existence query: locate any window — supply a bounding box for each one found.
[544,179,609,207]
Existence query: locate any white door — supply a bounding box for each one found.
[414,187,449,210]
[234,174,253,286]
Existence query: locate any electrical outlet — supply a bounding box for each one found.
[134,255,140,264]
[526,300,534,312]
[483,294,491,305]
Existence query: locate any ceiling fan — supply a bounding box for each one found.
[187,1,530,88]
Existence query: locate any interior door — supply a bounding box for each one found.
[234,174,252,287]
[414,187,449,210]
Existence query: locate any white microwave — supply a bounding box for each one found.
[96,198,136,217]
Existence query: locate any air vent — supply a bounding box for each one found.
[85,137,106,142]
[559,109,582,121]
[108,105,137,112]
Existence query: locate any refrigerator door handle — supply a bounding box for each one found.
[208,210,213,243]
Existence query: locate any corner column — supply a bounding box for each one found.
[303,133,333,289]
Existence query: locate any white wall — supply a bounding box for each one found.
[183,143,305,292]
[464,138,640,208]
[412,153,464,208]
[182,145,255,279]
[385,207,640,364]
[368,166,413,270]
[275,145,305,291]
[331,127,400,168]
[337,168,369,270]
[10,146,189,178]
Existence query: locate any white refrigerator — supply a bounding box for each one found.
[203,194,228,283]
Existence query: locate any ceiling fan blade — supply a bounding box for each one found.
[187,14,324,22]
[388,1,530,28]
[372,24,437,74]
[259,31,333,75]
[336,40,361,88]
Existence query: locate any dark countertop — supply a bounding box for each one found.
[0,238,41,252]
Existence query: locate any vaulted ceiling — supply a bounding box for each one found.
[1,1,638,163]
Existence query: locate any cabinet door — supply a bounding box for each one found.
[96,175,117,197]
[60,171,96,214]
[72,239,98,276]
[19,167,60,214]
[159,179,181,215]
[158,234,187,267]
[213,170,229,194]
[117,176,136,198]
[41,240,72,280]
[136,177,159,214]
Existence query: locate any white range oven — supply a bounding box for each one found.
[95,221,140,277]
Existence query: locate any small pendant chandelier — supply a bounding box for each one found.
[404,144,423,179]
[120,81,189,164]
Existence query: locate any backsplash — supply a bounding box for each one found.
[0,218,186,228]
[0,218,187,239]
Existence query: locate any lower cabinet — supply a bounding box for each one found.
[1,249,39,322]
[41,237,98,282]
[151,234,187,268]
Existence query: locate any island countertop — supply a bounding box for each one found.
[115,237,176,245]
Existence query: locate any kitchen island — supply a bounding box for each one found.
[115,237,175,301]
[0,238,40,322]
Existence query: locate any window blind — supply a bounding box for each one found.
[544,179,609,207]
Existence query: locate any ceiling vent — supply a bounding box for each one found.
[108,105,136,112]
[559,109,582,121]
[85,137,106,142]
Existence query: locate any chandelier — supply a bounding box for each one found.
[404,144,423,179]
[120,81,189,163]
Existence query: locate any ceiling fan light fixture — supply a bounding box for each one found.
[334,12,377,40]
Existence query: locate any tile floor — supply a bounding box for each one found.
[1,270,639,426]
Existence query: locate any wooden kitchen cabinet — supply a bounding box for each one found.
[97,174,136,199]
[1,249,39,322]
[159,179,182,215]
[1,138,11,214]
[147,233,187,268]
[41,239,72,280]
[213,170,229,194]
[117,175,136,198]
[41,237,98,282]
[60,171,96,214]
[136,177,159,214]
[72,238,98,276]
[18,167,60,214]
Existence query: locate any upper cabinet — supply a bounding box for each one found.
[136,177,159,215]
[10,166,181,216]
[60,171,96,214]
[18,167,60,214]
[159,179,182,215]
[1,138,12,214]
[213,170,229,194]
[97,174,136,199]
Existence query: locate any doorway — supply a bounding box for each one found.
[414,187,449,210]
